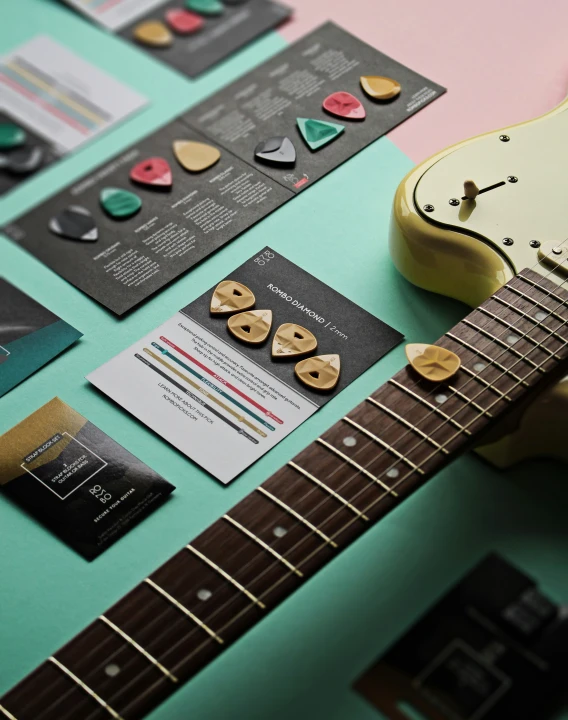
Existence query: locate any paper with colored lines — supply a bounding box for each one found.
[0,35,147,153]
[63,0,167,31]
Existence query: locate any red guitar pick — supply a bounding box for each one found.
[130,157,173,188]
[165,8,204,34]
[322,91,366,120]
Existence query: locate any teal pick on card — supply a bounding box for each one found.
[186,0,224,15]
[0,123,26,150]
[296,118,344,151]
[100,188,142,219]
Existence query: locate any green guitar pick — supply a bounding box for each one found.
[186,0,224,15]
[297,118,344,151]
[100,187,142,219]
[0,123,26,150]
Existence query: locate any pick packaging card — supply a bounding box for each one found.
[0,278,82,398]
[87,248,403,483]
[0,398,175,559]
[59,0,292,79]
[2,23,445,314]
[0,35,148,196]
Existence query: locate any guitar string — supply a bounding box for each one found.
[25,246,568,720]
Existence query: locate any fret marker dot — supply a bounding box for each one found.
[435,393,448,404]
[197,589,212,601]
[273,526,288,538]
[536,311,547,321]
[386,468,399,479]
[105,664,121,678]
[343,436,357,447]
[507,334,520,345]
[473,362,486,372]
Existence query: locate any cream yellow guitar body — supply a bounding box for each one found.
[389,97,568,468]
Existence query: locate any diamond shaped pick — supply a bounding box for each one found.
[0,123,26,150]
[186,0,224,15]
[133,20,173,47]
[211,280,255,314]
[296,118,344,151]
[48,206,98,242]
[0,146,44,174]
[228,310,272,344]
[295,354,340,391]
[130,157,173,188]
[100,188,142,219]
[272,323,317,358]
[323,92,366,120]
[254,136,296,166]
[165,8,204,34]
[406,343,461,382]
[360,75,401,101]
[173,140,221,172]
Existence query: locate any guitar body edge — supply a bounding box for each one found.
[389,99,568,469]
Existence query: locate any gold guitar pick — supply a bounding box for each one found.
[406,343,461,382]
[272,323,317,358]
[210,280,255,314]
[228,310,272,344]
[133,20,173,47]
[360,75,401,101]
[173,140,221,172]
[295,354,340,391]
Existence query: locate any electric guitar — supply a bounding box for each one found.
[2,109,568,719]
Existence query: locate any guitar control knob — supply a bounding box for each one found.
[463,179,479,200]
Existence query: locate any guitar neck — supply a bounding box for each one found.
[2,268,568,720]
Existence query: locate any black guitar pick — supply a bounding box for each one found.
[254,136,296,166]
[48,206,98,242]
[0,146,44,175]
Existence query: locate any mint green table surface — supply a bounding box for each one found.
[0,2,567,718]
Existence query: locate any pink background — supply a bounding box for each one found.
[279,0,568,162]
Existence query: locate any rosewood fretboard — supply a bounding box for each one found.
[2,268,568,720]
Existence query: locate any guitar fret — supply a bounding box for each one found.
[98,615,178,683]
[223,514,303,578]
[0,705,17,720]
[48,656,124,720]
[458,364,512,401]
[462,318,544,371]
[144,578,224,645]
[256,486,338,548]
[502,284,567,324]
[388,378,472,436]
[477,306,562,359]
[287,461,370,521]
[446,383,494,417]
[446,332,528,387]
[517,272,568,307]
[366,397,449,455]
[317,435,399,493]
[491,294,566,344]
[185,544,266,609]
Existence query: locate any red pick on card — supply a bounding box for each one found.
[165,8,204,34]
[129,157,173,188]
[322,91,366,120]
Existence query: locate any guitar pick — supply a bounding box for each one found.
[186,0,224,15]
[48,206,98,242]
[173,140,221,172]
[272,323,317,358]
[405,343,461,382]
[0,123,26,149]
[323,92,366,120]
[295,354,340,391]
[0,146,43,174]
[100,188,142,219]
[133,20,173,47]
[360,75,401,101]
[254,136,296,166]
[297,118,344,151]
[165,8,204,34]
[228,309,272,344]
[211,280,255,314]
[129,157,173,188]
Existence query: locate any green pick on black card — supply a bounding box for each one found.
[0,123,26,150]
[297,118,344,151]
[186,0,224,15]
[100,187,142,219]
